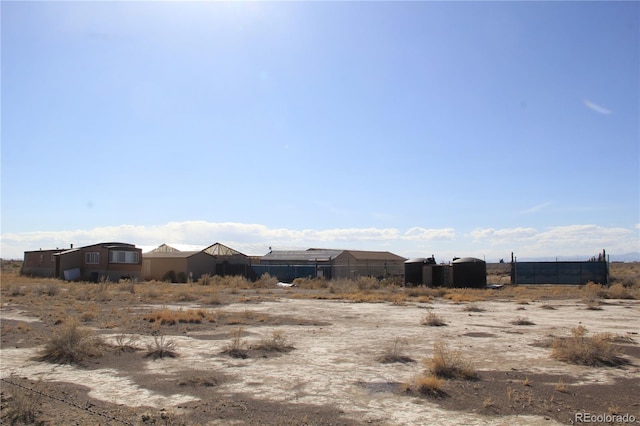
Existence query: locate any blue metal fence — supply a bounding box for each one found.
[511,261,608,285]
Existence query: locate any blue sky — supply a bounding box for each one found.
[2,1,639,262]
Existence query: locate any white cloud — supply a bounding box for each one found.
[403,227,456,241]
[469,224,637,258]
[2,221,637,261]
[1,222,456,259]
[583,99,612,115]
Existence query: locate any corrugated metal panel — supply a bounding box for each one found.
[512,261,607,285]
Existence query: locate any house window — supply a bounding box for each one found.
[109,250,139,264]
[85,252,100,264]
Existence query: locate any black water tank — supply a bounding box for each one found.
[452,257,486,288]
[404,257,436,286]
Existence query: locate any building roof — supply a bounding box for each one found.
[262,249,342,262]
[149,244,181,253]
[262,248,406,263]
[142,251,205,259]
[340,250,407,261]
[202,242,247,257]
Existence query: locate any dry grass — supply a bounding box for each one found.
[144,308,213,325]
[607,283,635,299]
[551,326,626,367]
[421,311,447,327]
[377,338,415,364]
[427,341,478,380]
[252,330,294,353]
[444,289,488,303]
[1,376,45,425]
[222,327,248,358]
[554,378,569,393]
[145,335,178,359]
[114,333,140,353]
[37,318,104,364]
[414,374,446,397]
[511,316,535,326]
[462,303,485,312]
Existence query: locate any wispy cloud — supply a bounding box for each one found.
[583,99,612,115]
[519,202,552,214]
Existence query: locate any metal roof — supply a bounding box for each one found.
[262,248,406,262]
[202,242,247,257]
[344,250,407,261]
[142,251,205,259]
[262,249,342,262]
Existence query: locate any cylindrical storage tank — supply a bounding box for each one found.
[404,258,435,286]
[452,257,486,288]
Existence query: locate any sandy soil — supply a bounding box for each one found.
[1,289,639,425]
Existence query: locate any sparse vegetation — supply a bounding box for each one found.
[554,378,569,393]
[551,326,626,367]
[511,316,535,326]
[462,303,485,312]
[1,376,44,425]
[145,335,178,359]
[414,374,446,397]
[252,330,294,353]
[222,327,248,358]
[114,333,140,353]
[427,341,478,380]
[37,318,104,364]
[377,337,414,364]
[144,308,212,325]
[421,311,447,327]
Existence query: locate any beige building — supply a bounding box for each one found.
[142,243,252,282]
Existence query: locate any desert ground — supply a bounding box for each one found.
[1,261,639,425]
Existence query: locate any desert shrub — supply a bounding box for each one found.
[35,282,59,296]
[607,283,634,300]
[255,273,278,288]
[356,276,381,291]
[199,273,212,286]
[414,374,446,397]
[175,288,197,302]
[114,333,140,353]
[582,282,607,299]
[176,272,188,283]
[7,284,26,297]
[462,303,485,312]
[38,319,104,364]
[511,316,535,326]
[253,330,294,352]
[144,308,209,325]
[377,337,414,363]
[555,378,569,393]
[1,376,44,424]
[421,311,446,327]
[551,326,625,366]
[162,270,177,283]
[427,341,478,380]
[222,327,248,358]
[200,288,223,305]
[121,278,136,294]
[145,335,178,359]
